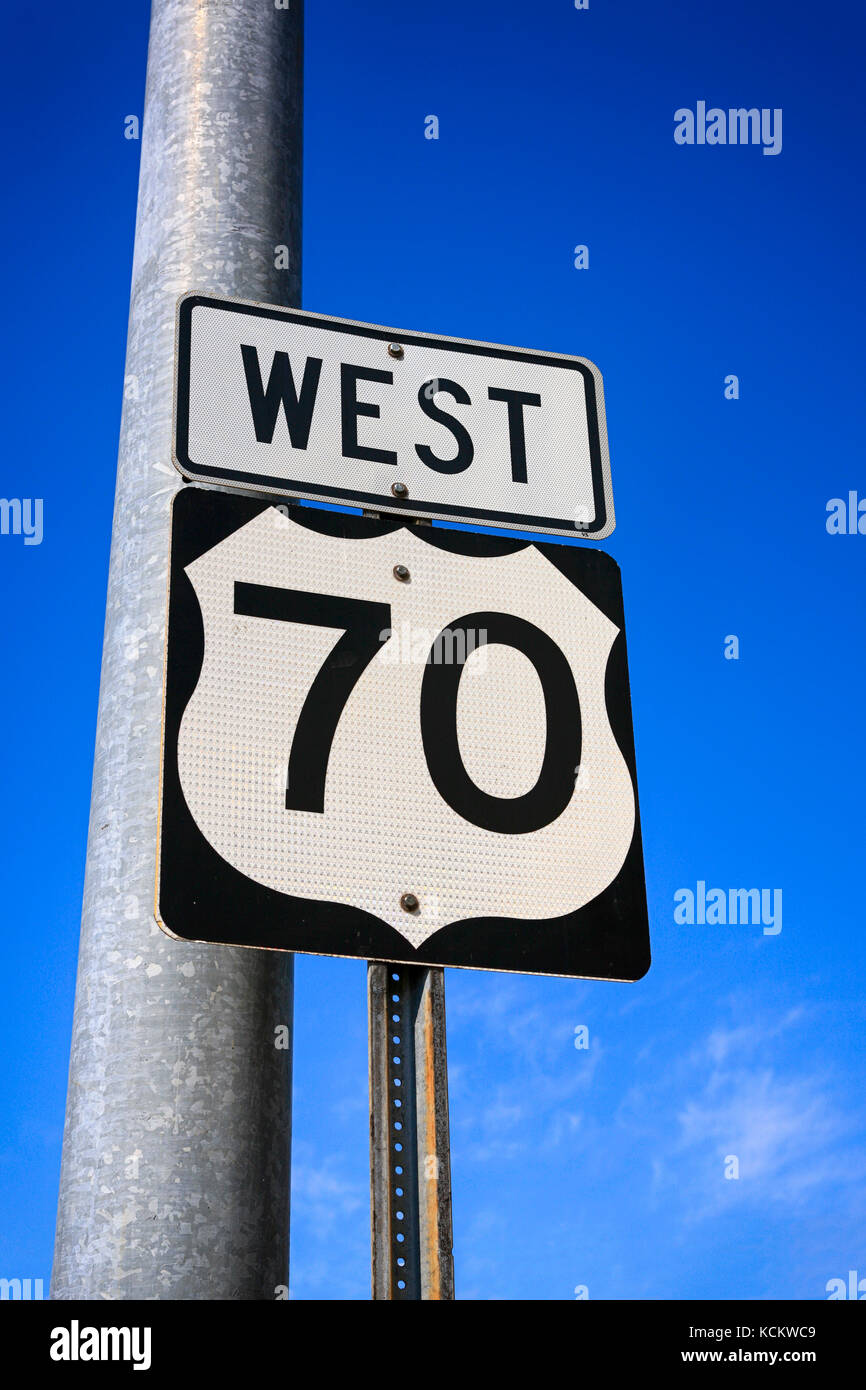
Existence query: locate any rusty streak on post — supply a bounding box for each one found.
[417,969,453,1298]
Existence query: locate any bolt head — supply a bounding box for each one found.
[387,342,404,359]
[391,481,409,499]
[400,893,420,914]
[393,564,410,582]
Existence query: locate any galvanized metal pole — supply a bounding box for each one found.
[52,0,303,1300]
[369,963,454,1299]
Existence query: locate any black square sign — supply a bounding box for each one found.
[156,486,650,980]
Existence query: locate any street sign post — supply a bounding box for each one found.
[53,3,303,1302]
[156,486,648,982]
[164,282,646,1295]
[158,479,650,1298]
[368,962,453,1300]
[173,294,615,540]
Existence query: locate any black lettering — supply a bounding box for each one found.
[487,387,542,483]
[240,345,322,447]
[340,364,397,465]
[415,379,474,474]
[420,611,580,833]
[234,583,391,813]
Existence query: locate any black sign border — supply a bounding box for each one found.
[173,294,611,538]
[157,487,649,981]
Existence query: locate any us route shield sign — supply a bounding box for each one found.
[173,293,614,540]
[156,487,649,980]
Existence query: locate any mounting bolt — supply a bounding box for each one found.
[400,893,419,914]
[387,342,404,359]
[391,481,409,499]
[393,564,410,582]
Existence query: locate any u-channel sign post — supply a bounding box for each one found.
[159,293,650,1299]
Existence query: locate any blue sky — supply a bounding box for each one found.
[1,0,865,1299]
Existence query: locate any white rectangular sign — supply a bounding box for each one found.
[173,294,615,539]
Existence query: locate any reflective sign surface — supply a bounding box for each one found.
[157,487,649,979]
[173,294,614,539]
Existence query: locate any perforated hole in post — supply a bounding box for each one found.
[386,967,418,1300]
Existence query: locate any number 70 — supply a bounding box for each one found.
[234,581,581,836]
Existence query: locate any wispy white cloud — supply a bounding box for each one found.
[626,1003,866,1225]
[291,1144,365,1234]
[447,976,606,1164]
[289,1145,368,1298]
